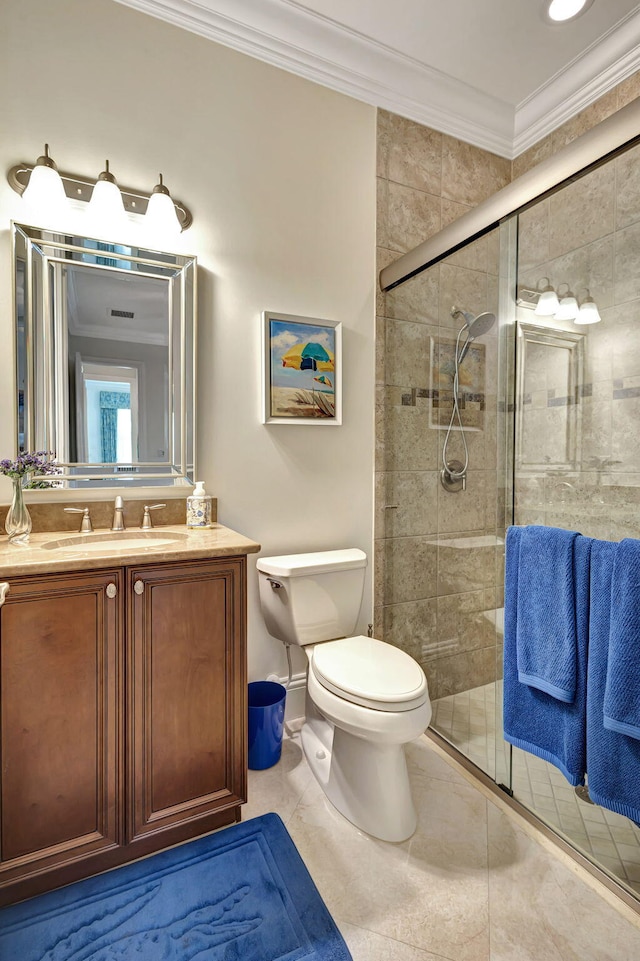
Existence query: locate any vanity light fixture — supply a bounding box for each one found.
[543,0,595,24]
[20,144,67,219]
[574,289,602,325]
[533,278,560,316]
[554,283,579,320]
[8,147,193,231]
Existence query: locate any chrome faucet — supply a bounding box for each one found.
[111,495,125,531]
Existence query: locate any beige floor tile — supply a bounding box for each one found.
[406,735,469,786]
[244,725,640,961]
[286,764,490,961]
[339,921,449,961]
[243,731,313,824]
[487,803,640,961]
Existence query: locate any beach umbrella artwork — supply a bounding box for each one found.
[282,341,334,372]
[311,373,332,413]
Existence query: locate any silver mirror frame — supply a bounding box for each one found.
[12,222,197,491]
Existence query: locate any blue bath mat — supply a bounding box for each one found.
[0,813,351,960]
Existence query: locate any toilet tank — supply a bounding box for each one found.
[257,549,367,646]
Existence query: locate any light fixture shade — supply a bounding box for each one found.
[575,299,601,325]
[146,174,182,238]
[535,289,560,316]
[555,295,579,320]
[22,146,67,218]
[89,161,127,233]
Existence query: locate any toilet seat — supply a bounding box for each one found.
[310,635,428,712]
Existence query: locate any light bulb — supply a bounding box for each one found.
[22,144,67,219]
[88,160,127,233]
[146,174,182,239]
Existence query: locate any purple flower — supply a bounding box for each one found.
[0,450,61,479]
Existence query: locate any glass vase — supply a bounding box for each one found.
[5,475,32,546]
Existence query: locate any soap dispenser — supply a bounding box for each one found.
[186,481,213,528]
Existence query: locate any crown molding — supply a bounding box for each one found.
[513,7,640,157]
[114,0,640,161]
[113,0,515,156]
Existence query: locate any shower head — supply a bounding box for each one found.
[457,311,496,363]
[468,311,496,339]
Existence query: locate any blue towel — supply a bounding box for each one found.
[516,525,580,702]
[503,526,590,786]
[586,539,640,823]
[603,538,640,740]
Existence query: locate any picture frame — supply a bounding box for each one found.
[262,312,342,425]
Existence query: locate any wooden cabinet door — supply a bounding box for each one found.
[127,556,246,842]
[0,569,122,895]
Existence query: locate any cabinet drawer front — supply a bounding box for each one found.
[128,558,246,840]
[0,571,122,882]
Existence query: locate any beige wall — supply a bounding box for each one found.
[0,0,377,684]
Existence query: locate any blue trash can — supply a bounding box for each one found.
[248,681,286,770]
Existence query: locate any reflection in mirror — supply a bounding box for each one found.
[13,224,196,489]
[515,321,584,472]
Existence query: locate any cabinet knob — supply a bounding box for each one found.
[106,583,117,599]
[134,581,144,595]
[0,582,9,607]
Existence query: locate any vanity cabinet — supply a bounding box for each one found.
[0,555,247,905]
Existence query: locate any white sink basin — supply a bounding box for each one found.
[42,530,189,552]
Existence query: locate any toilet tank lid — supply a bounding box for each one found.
[257,548,367,577]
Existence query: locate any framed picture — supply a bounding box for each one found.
[262,312,342,425]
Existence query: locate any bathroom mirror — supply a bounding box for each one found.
[13,222,196,489]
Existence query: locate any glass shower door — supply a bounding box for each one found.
[505,146,640,897]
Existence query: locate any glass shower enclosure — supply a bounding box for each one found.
[378,130,640,902]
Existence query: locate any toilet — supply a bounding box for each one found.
[257,548,431,842]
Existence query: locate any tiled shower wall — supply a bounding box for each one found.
[375,74,640,700]
[375,110,509,699]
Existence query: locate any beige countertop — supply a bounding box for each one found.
[0,524,261,577]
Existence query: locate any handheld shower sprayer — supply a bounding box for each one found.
[441,307,496,493]
[457,311,496,363]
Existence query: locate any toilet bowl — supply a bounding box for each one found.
[256,550,431,842]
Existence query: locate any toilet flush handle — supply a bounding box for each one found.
[267,577,283,590]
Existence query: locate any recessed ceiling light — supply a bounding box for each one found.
[543,0,595,23]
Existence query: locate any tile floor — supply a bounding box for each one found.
[244,724,640,961]
[432,682,640,896]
